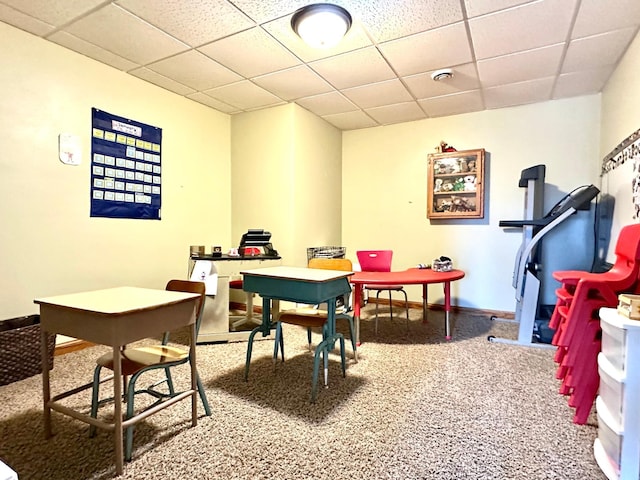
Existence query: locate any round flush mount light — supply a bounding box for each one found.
[291,3,352,49]
[431,68,454,81]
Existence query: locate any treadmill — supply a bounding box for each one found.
[489,166,600,347]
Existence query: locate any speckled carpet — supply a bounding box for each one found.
[0,306,604,479]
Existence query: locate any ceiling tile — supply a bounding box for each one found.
[263,14,372,63]
[309,47,396,90]
[116,0,254,47]
[204,80,284,111]
[2,0,637,130]
[464,0,534,18]
[403,63,479,99]
[321,110,378,131]
[341,79,413,109]
[348,0,463,43]
[129,67,196,96]
[419,90,485,118]
[469,0,578,60]
[553,67,613,98]
[477,43,564,87]
[484,77,555,109]
[146,50,242,91]
[252,65,334,101]
[227,0,308,24]
[48,31,139,71]
[186,92,241,114]
[562,28,637,73]
[63,4,189,65]
[0,3,53,35]
[198,27,300,78]
[379,22,472,77]
[364,101,426,125]
[296,91,358,117]
[0,0,105,26]
[572,0,640,39]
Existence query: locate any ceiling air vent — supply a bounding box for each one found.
[431,69,454,81]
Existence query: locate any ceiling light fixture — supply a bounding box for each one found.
[431,69,454,81]
[291,3,352,49]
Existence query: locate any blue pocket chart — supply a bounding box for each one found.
[90,108,162,220]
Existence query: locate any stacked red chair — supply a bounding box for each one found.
[549,223,640,424]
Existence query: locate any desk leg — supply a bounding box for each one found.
[422,284,428,324]
[325,300,336,385]
[311,343,323,403]
[353,285,362,346]
[41,327,52,439]
[444,282,451,341]
[190,323,197,427]
[244,297,272,381]
[245,292,254,323]
[113,346,124,475]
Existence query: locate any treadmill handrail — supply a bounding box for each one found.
[512,241,527,289]
[500,184,599,230]
[514,208,576,301]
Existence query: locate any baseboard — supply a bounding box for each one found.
[230,301,252,311]
[54,339,94,356]
[53,300,514,356]
[232,298,515,320]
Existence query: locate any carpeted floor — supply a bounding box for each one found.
[0,305,605,479]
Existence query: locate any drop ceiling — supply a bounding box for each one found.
[1,0,639,130]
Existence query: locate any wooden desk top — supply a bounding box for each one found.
[34,286,199,316]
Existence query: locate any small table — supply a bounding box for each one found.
[241,266,353,401]
[350,268,465,343]
[34,287,200,476]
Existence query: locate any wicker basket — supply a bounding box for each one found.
[0,315,56,386]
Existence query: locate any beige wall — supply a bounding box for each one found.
[0,23,231,318]
[342,96,601,312]
[231,103,342,267]
[291,105,343,264]
[600,33,640,158]
[231,104,293,258]
[599,30,640,256]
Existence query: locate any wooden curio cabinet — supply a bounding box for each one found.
[427,148,485,219]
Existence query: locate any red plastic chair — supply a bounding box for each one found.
[356,250,409,333]
[550,223,640,375]
[552,280,612,424]
[548,223,640,424]
[553,223,640,292]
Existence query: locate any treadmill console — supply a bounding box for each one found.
[546,184,600,218]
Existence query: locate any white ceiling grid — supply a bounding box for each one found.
[0,0,638,130]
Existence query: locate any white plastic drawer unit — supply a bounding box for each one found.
[596,396,623,466]
[595,308,640,480]
[0,459,18,480]
[598,352,624,426]
[600,311,628,372]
